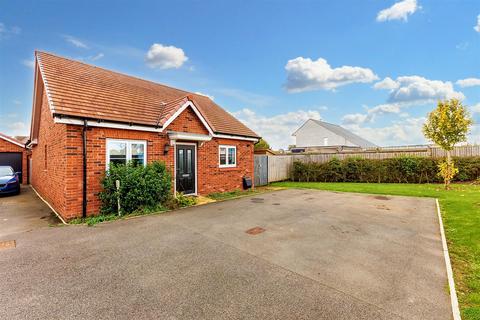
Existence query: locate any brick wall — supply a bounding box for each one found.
[33,105,254,220]
[0,137,27,184]
[30,91,68,215]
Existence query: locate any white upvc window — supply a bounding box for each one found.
[323,137,329,146]
[219,145,236,168]
[106,139,147,169]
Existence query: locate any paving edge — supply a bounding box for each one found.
[436,198,461,320]
[30,185,68,225]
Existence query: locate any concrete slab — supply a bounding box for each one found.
[0,189,451,319]
[160,189,452,319]
[0,185,60,239]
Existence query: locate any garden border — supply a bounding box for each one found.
[436,198,461,320]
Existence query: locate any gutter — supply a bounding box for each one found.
[82,120,88,218]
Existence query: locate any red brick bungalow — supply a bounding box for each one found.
[28,52,259,221]
[0,133,28,184]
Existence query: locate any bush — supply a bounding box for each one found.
[292,156,480,184]
[99,161,172,215]
[165,192,197,210]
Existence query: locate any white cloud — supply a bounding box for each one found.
[342,113,371,125]
[474,14,480,32]
[456,78,480,88]
[284,57,378,92]
[376,0,420,22]
[91,53,104,61]
[470,125,480,144]
[342,103,402,125]
[145,43,188,69]
[232,108,323,149]
[471,103,480,114]
[21,59,35,69]
[63,35,89,49]
[373,77,399,90]
[194,92,214,100]
[369,103,402,115]
[0,22,21,39]
[4,121,29,136]
[374,75,464,104]
[214,88,274,107]
[344,117,427,146]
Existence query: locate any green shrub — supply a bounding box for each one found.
[292,156,480,184]
[165,192,197,210]
[99,161,172,215]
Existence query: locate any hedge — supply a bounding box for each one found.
[292,156,480,183]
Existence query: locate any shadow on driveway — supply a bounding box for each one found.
[0,185,61,239]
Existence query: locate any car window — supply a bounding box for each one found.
[0,167,14,176]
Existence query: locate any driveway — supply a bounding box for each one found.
[0,189,451,319]
[0,185,61,238]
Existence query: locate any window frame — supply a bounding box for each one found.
[218,145,237,168]
[106,139,147,170]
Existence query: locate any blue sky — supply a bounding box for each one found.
[1,0,479,149]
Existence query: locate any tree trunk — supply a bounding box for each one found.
[445,150,451,190]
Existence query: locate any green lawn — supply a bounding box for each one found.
[273,181,480,319]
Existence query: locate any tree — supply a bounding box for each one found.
[254,138,270,150]
[423,98,473,189]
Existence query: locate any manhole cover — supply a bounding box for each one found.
[251,198,264,203]
[0,240,16,250]
[272,203,280,206]
[246,227,266,235]
[374,196,390,201]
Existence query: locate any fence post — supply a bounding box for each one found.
[116,179,121,216]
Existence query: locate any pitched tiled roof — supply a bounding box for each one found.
[36,51,259,138]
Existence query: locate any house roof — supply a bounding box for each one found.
[35,51,259,138]
[0,132,26,148]
[293,119,377,148]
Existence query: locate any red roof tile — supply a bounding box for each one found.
[36,51,259,138]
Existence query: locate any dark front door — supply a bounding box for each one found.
[176,144,195,194]
[0,152,22,183]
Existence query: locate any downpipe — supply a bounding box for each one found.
[82,120,88,218]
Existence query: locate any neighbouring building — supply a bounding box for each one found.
[291,119,376,153]
[0,133,28,184]
[28,51,259,221]
[254,148,278,156]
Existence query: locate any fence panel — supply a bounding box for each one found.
[254,155,268,186]
[267,156,294,182]
[266,145,480,183]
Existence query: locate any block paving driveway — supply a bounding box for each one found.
[0,188,451,319]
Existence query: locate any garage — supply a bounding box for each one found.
[0,152,23,183]
[0,133,27,184]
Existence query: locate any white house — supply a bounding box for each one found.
[292,119,376,152]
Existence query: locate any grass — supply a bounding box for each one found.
[206,186,283,201]
[207,189,261,201]
[69,189,263,226]
[273,181,480,319]
[69,205,168,226]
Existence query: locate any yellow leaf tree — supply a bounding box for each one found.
[254,138,270,150]
[423,99,473,189]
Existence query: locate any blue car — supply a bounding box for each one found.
[0,166,21,195]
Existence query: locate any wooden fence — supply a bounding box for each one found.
[258,145,480,183]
